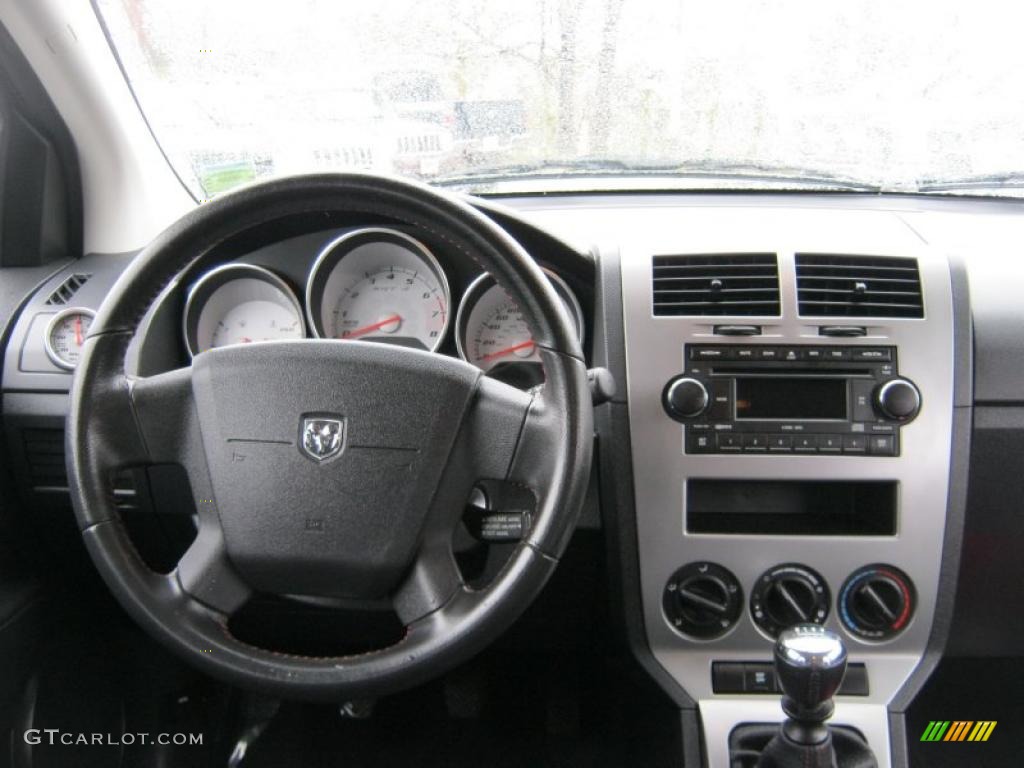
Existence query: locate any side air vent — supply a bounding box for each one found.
[45,273,91,306]
[795,254,923,318]
[652,254,780,316]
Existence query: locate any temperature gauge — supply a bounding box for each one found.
[45,308,96,370]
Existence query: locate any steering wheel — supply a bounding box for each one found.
[66,174,592,700]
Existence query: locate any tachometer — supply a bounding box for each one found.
[183,264,305,356]
[306,228,450,351]
[456,269,584,373]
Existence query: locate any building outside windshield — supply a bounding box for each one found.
[97,0,1024,198]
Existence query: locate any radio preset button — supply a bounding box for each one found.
[843,435,868,453]
[794,436,818,452]
[743,434,768,452]
[767,435,792,452]
[819,435,843,453]
[717,433,743,451]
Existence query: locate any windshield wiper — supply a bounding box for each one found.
[432,158,882,192]
[916,172,1024,193]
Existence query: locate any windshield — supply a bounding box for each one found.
[97,0,1024,197]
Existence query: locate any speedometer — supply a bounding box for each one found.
[456,269,584,373]
[306,228,450,351]
[183,264,305,356]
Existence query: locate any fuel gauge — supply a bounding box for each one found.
[45,308,95,370]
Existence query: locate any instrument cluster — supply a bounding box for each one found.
[182,227,584,376]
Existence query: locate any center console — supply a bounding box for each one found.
[617,209,960,768]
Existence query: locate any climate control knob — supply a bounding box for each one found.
[839,564,915,641]
[874,378,921,422]
[662,376,709,421]
[663,562,743,639]
[750,564,831,638]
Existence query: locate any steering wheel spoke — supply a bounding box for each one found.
[175,514,253,616]
[507,348,593,558]
[392,539,463,625]
[130,366,253,615]
[129,366,200,465]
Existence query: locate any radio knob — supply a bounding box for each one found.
[874,378,921,421]
[663,376,709,421]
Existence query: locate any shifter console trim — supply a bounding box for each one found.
[700,700,892,768]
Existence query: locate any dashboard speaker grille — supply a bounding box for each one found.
[44,273,91,306]
[796,254,923,318]
[652,253,780,316]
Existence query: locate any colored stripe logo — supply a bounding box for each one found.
[920,720,997,742]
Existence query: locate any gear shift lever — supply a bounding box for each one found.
[756,624,876,768]
[776,624,847,736]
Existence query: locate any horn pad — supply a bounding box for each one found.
[189,340,480,598]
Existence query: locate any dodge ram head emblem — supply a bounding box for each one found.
[300,417,344,462]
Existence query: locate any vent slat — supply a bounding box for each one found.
[655,287,780,295]
[45,273,92,306]
[795,254,923,319]
[655,272,774,280]
[653,254,780,317]
[798,275,919,285]
[799,288,922,297]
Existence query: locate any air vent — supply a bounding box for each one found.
[795,254,923,318]
[652,254,780,316]
[45,273,91,306]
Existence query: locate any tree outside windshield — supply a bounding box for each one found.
[97,0,1024,197]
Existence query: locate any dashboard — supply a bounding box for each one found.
[3,212,594,393]
[5,191,1024,768]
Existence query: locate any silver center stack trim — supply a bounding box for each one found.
[618,208,955,766]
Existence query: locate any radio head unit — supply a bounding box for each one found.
[662,345,920,456]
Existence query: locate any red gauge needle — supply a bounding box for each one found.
[240,336,253,343]
[341,314,402,340]
[479,339,535,362]
[74,316,83,346]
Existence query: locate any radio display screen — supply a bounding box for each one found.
[735,377,848,420]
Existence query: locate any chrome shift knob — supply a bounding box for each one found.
[774,624,847,720]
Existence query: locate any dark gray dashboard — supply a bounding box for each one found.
[1,191,1023,767]
[6,193,1024,405]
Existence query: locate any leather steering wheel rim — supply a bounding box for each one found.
[66,173,592,700]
